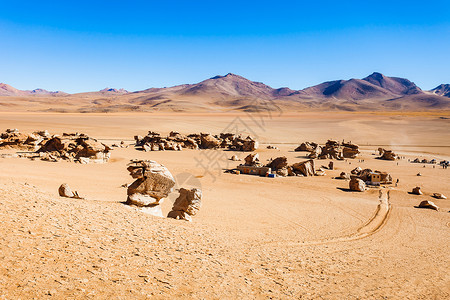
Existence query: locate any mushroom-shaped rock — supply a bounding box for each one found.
[349,178,366,192]
[432,193,447,199]
[417,200,439,211]
[411,187,423,195]
[126,160,175,217]
[168,188,202,221]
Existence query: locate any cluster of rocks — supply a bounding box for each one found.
[347,167,393,191]
[378,148,398,160]
[295,140,360,160]
[234,153,326,177]
[37,133,111,163]
[135,131,258,152]
[0,129,111,163]
[0,128,50,151]
[126,160,202,220]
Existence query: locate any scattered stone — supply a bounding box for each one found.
[411,187,423,195]
[349,178,366,192]
[230,155,240,161]
[266,145,278,149]
[417,173,422,176]
[244,153,260,166]
[126,160,176,217]
[337,171,350,180]
[58,183,83,199]
[432,193,447,199]
[417,200,439,211]
[328,161,334,170]
[168,188,202,221]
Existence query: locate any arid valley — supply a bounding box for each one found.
[0,110,449,299]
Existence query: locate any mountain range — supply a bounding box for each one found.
[0,72,449,112]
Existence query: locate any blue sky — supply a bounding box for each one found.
[0,0,449,93]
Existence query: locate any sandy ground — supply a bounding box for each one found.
[0,112,449,299]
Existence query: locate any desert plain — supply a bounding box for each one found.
[0,110,449,299]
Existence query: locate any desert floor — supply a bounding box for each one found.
[0,111,449,299]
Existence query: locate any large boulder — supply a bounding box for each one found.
[200,133,221,149]
[342,143,360,159]
[379,149,398,160]
[167,188,202,221]
[291,159,315,176]
[295,142,317,152]
[244,153,260,166]
[266,156,288,170]
[349,178,366,192]
[126,160,176,217]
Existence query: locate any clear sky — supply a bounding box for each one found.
[0,0,449,93]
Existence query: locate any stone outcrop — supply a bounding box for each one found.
[349,178,366,192]
[342,143,360,159]
[126,160,176,217]
[295,142,318,152]
[266,156,288,171]
[38,133,111,163]
[378,149,398,160]
[291,159,315,176]
[411,186,423,195]
[167,188,202,221]
[0,129,111,163]
[417,200,439,211]
[134,131,258,152]
[244,153,260,166]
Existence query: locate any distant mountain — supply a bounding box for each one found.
[302,73,423,100]
[362,72,422,95]
[0,83,67,96]
[430,84,450,98]
[99,88,129,94]
[179,73,298,99]
[1,73,449,112]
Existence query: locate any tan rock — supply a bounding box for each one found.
[349,178,365,192]
[411,187,423,195]
[417,200,439,211]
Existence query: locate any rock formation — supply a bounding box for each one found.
[244,153,261,166]
[58,183,83,199]
[291,159,315,176]
[167,188,202,221]
[134,130,258,152]
[378,149,398,160]
[411,187,423,195]
[349,177,366,192]
[266,156,288,171]
[432,193,446,199]
[295,142,318,152]
[417,200,439,211]
[342,142,360,158]
[126,160,176,217]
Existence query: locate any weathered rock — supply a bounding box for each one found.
[58,183,74,198]
[266,156,288,170]
[328,161,334,170]
[200,133,221,149]
[168,188,202,221]
[230,155,240,161]
[337,171,350,180]
[291,159,315,176]
[349,178,366,192]
[417,200,439,211]
[295,142,317,152]
[411,186,423,195]
[351,167,362,174]
[244,153,260,166]
[432,193,447,199]
[319,140,343,160]
[379,149,398,160]
[126,160,175,217]
[276,168,289,177]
